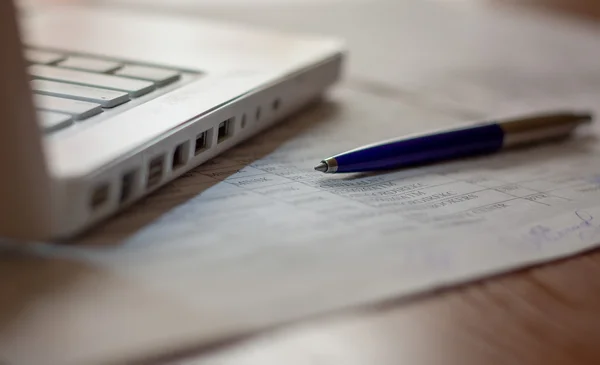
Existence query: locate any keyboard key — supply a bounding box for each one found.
[115,65,181,87]
[37,111,73,133]
[58,56,123,73]
[31,80,130,108]
[25,49,66,64]
[34,94,103,120]
[29,65,155,97]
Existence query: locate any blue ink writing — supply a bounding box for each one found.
[523,210,600,248]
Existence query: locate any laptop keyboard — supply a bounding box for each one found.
[25,48,192,134]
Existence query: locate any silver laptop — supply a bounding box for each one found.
[0,0,344,241]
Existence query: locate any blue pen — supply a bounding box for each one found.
[314,111,592,174]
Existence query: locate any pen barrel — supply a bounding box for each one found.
[332,124,505,173]
[323,112,591,173]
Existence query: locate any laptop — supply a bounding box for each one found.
[0,0,344,241]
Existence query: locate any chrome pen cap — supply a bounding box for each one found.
[499,111,592,148]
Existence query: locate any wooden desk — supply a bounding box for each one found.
[182,253,600,365]
[149,1,600,364]
[500,0,600,19]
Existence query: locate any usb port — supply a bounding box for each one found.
[218,118,234,143]
[241,114,247,128]
[120,170,137,203]
[172,141,189,170]
[147,155,164,188]
[272,98,281,111]
[195,130,210,155]
[255,107,261,122]
[91,183,109,210]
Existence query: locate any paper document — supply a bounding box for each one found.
[4,1,600,364]
[94,86,600,269]
[13,86,598,365]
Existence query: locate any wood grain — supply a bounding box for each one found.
[165,252,600,365]
[494,0,600,20]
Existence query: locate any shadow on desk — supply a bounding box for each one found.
[0,243,235,365]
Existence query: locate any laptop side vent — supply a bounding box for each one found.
[90,183,110,210]
[87,93,287,220]
[119,169,138,204]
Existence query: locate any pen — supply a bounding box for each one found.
[314,111,593,173]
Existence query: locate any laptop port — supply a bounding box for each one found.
[90,183,109,209]
[218,118,234,143]
[172,141,189,170]
[147,155,164,188]
[272,98,281,111]
[120,170,137,203]
[255,107,261,122]
[195,130,210,155]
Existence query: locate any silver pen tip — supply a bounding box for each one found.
[314,162,328,173]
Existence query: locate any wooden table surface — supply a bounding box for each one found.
[502,0,600,19]
[181,253,600,365]
[154,1,600,364]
